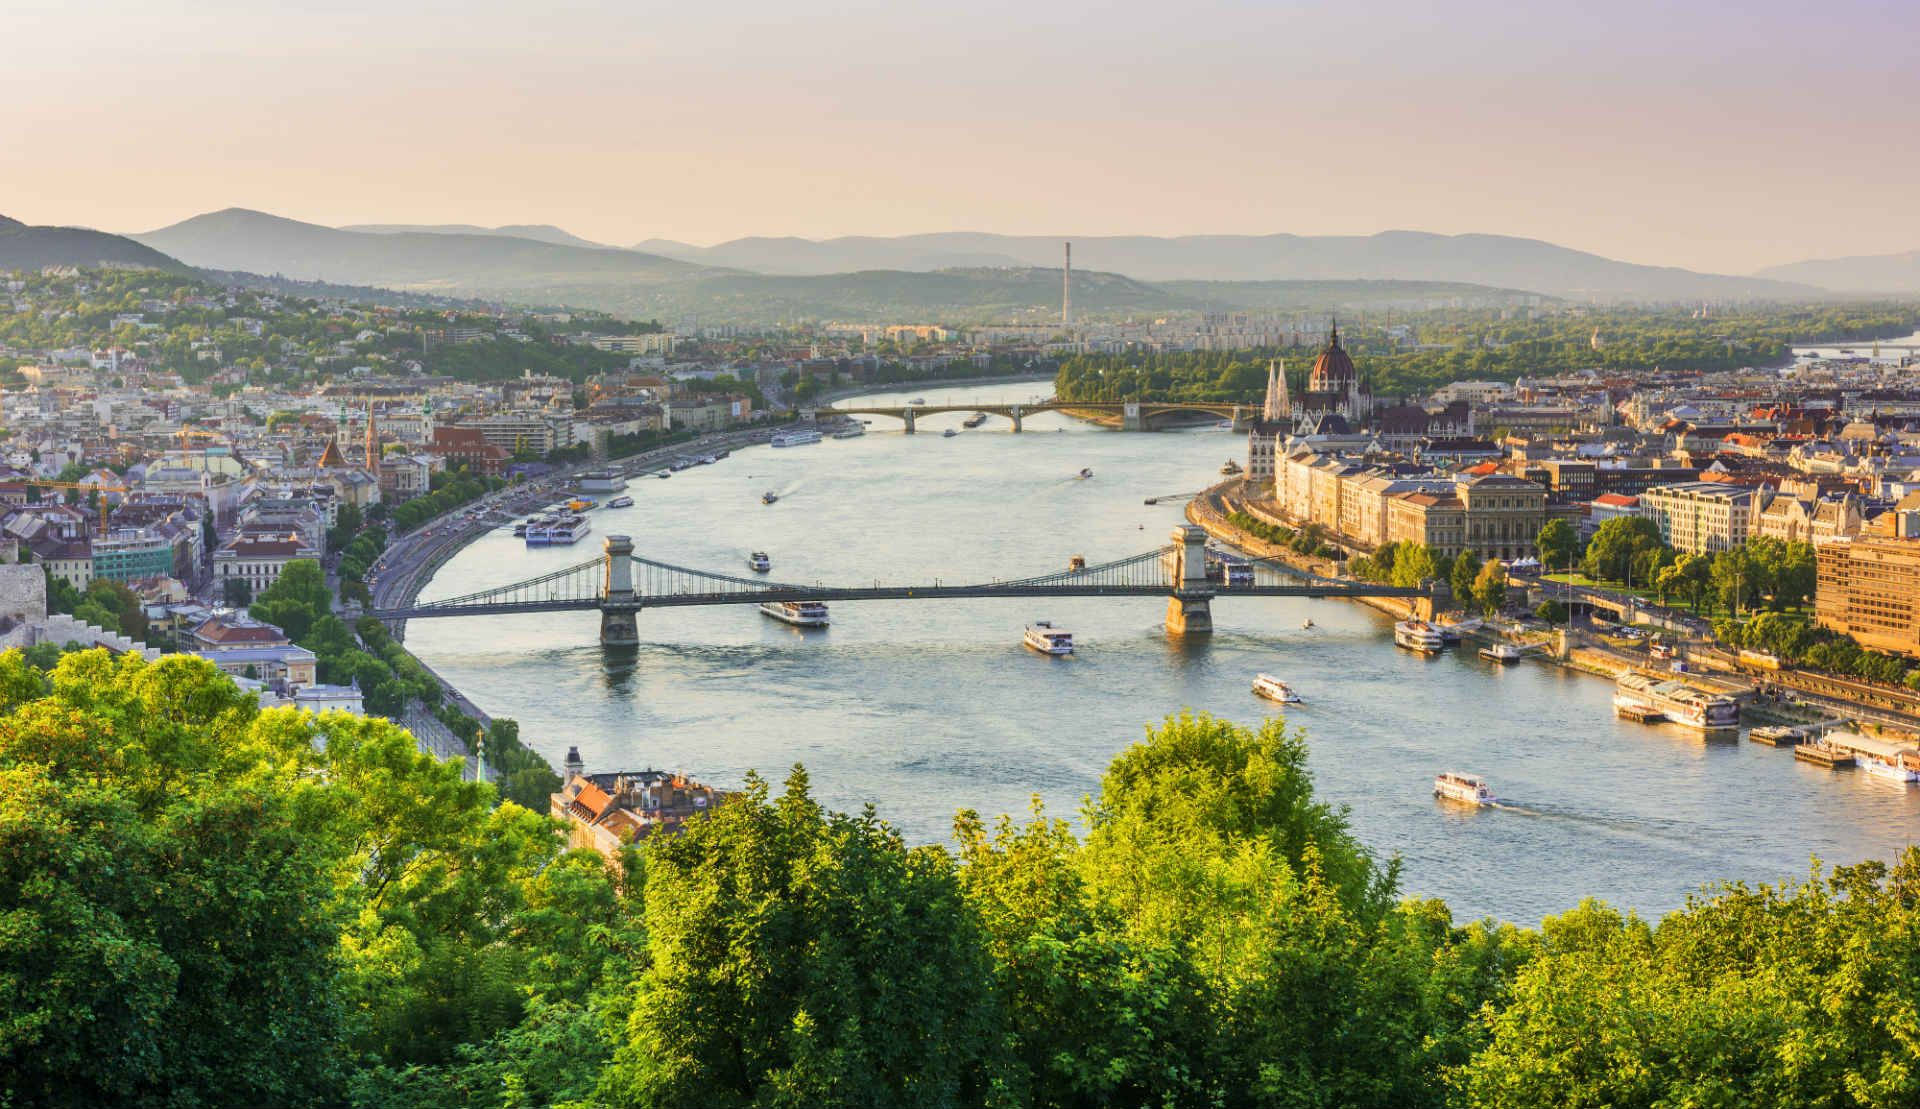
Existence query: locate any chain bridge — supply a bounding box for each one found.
[370,527,1430,645]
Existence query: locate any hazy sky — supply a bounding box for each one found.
[7,0,1916,272]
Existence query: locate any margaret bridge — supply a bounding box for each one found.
[370,526,1430,646]
[799,399,1254,433]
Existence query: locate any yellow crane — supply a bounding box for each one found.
[25,479,134,537]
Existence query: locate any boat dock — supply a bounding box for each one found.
[1794,742,1855,769]
[1615,704,1666,724]
[1748,725,1805,747]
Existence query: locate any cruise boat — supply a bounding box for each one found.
[762,491,779,505]
[607,495,634,509]
[963,412,988,428]
[1479,642,1525,663]
[747,551,772,573]
[1394,620,1445,654]
[831,423,865,439]
[1612,672,1740,731]
[1433,772,1495,806]
[908,397,926,405]
[1251,673,1302,704]
[760,600,830,627]
[526,513,591,546]
[512,518,536,537]
[771,428,823,448]
[1221,459,1243,475]
[1206,550,1255,588]
[669,457,695,470]
[1023,621,1074,655]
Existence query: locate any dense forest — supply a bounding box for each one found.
[1055,302,1920,404]
[4,651,1919,1108]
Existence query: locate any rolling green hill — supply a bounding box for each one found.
[0,215,193,274]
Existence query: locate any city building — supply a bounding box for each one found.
[549,749,730,860]
[1640,481,1762,555]
[1815,531,1920,659]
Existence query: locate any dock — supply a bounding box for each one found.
[1794,742,1855,769]
[1748,725,1804,747]
[1615,704,1665,724]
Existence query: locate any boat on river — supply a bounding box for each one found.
[1434,772,1495,806]
[526,513,590,546]
[747,551,771,573]
[760,600,829,627]
[1613,672,1739,732]
[963,412,988,428]
[607,495,634,509]
[1479,642,1524,663]
[771,429,822,448]
[831,423,865,439]
[942,428,958,438]
[1023,621,1074,655]
[762,491,779,505]
[1251,673,1302,704]
[1822,732,1920,783]
[1394,620,1445,654]
[1077,467,1093,479]
[1221,459,1243,475]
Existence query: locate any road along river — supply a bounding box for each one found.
[409,381,1920,923]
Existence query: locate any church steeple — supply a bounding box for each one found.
[1263,359,1290,422]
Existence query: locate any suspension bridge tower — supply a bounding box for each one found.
[600,534,641,647]
[1164,524,1214,635]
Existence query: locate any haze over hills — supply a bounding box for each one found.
[1754,249,1920,295]
[133,209,704,293]
[635,230,1814,301]
[342,223,612,249]
[0,214,193,274]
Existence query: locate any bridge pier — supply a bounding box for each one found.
[1122,402,1143,432]
[1164,524,1214,635]
[1010,405,1023,433]
[902,409,916,434]
[600,534,641,647]
[799,407,817,423]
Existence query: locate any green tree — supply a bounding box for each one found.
[1473,559,1509,615]
[1451,550,1483,601]
[604,767,1012,1108]
[1534,518,1578,571]
[1581,517,1666,584]
[1392,544,1440,590]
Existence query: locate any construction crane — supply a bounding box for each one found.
[24,479,134,537]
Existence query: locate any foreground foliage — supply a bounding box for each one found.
[2,653,1917,1107]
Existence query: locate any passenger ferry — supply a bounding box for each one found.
[1394,620,1446,654]
[512,518,537,537]
[1221,459,1243,476]
[607,495,634,509]
[771,428,823,448]
[1433,772,1495,806]
[759,600,830,627]
[963,412,988,428]
[1023,621,1074,655]
[831,423,865,439]
[747,551,772,573]
[1206,550,1255,588]
[526,513,591,546]
[1612,672,1740,731]
[1251,673,1302,704]
[1478,642,1525,663]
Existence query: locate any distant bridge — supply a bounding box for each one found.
[802,398,1253,432]
[371,528,1429,645]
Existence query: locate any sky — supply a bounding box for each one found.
[6,0,1917,274]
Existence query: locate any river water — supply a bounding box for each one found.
[410,381,1920,923]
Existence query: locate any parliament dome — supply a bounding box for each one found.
[1308,324,1356,392]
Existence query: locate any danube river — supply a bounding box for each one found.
[409,381,1920,923]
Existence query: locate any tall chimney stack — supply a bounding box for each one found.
[1063,241,1072,329]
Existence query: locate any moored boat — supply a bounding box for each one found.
[1479,642,1524,663]
[526,512,590,546]
[1394,620,1445,654]
[760,600,830,627]
[1613,672,1739,732]
[1434,771,1495,806]
[831,423,865,439]
[1822,732,1920,782]
[1221,459,1243,475]
[607,495,635,508]
[771,429,822,448]
[1251,673,1302,704]
[1023,621,1074,655]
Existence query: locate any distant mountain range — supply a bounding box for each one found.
[632,230,1813,301]
[0,214,193,274]
[1754,250,1920,295]
[6,207,1897,322]
[132,209,700,293]
[341,222,612,249]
